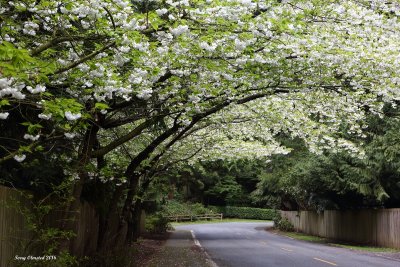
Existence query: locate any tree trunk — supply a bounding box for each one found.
[96,185,125,251]
[125,200,143,244]
[59,124,99,256]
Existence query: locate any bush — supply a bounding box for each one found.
[208,205,226,214]
[273,213,294,232]
[145,212,171,233]
[163,200,216,217]
[189,202,210,215]
[209,206,276,220]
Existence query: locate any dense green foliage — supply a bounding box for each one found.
[210,206,276,220]
[144,212,171,234]
[161,159,264,206]
[253,110,400,210]
[162,200,216,217]
[160,113,400,211]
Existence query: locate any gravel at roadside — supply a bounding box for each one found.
[138,230,214,267]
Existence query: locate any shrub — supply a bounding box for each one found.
[163,201,216,217]
[5,183,78,267]
[189,202,210,215]
[273,213,294,232]
[209,206,276,220]
[208,205,226,214]
[145,212,171,233]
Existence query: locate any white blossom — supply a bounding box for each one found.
[23,134,40,141]
[156,8,168,16]
[234,39,247,51]
[38,113,52,120]
[14,154,26,162]
[26,84,46,94]
[238,0,252,6]
[23,21,39,35]
[136,89,153,100]
[65,111,82,121]
[0,112,9,119]
[119,46,131,53]
[78,64,90,72]
[199,42,217,52]
[0,78,12,88]
[170,25,189,36]
[64,132,76,139]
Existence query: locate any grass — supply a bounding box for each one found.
[283,231,326,243]
[277,230,399,253]
[171,218,272,226]
[331,243,399,253]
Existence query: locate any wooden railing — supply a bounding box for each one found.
[167,213,223,222]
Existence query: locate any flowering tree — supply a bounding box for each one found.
[1,0,400,259]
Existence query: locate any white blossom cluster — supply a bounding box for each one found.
[65,111,82,121]
[2,0,400,165]
[0,78,25,99]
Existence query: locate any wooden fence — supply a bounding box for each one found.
[0,186,100,267]
[280,209,400,249]
[0,186,33,267]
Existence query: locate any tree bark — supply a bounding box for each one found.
[59,123,99,256]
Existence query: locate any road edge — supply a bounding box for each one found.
[190,230,219,267]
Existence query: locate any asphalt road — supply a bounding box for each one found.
[176,222,400,267]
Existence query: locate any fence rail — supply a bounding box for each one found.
[167,213,223,222]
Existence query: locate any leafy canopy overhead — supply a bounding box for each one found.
[1,0,400,167]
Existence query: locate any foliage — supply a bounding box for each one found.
[273,213,294,232]
[2,0,400,261]
[162,159,265,206]
[210,206,276,220]
[5,183,77,267]
[2,0,399,179]
[208,205,226,214]
[162,200,216,217]
[145,212,171,234]
[253,113,400,211]
[171,218,266,226]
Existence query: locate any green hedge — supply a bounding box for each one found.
[163,201,216,216]
[163,202,276,220]
[210,206,276,220]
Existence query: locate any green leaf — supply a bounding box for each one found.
[0,99,10,107]
[21,122,43,134]
[94,103,109,110]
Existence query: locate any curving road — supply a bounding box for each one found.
[175,222,400,267]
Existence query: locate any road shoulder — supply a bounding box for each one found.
[268,228,400,262]
[144,230,214,267]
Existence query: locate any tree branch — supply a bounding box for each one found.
[53,41,116,75]
[31,36,75,56]
[91,117,158,158]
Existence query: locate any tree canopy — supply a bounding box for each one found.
[1,0,400,261]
